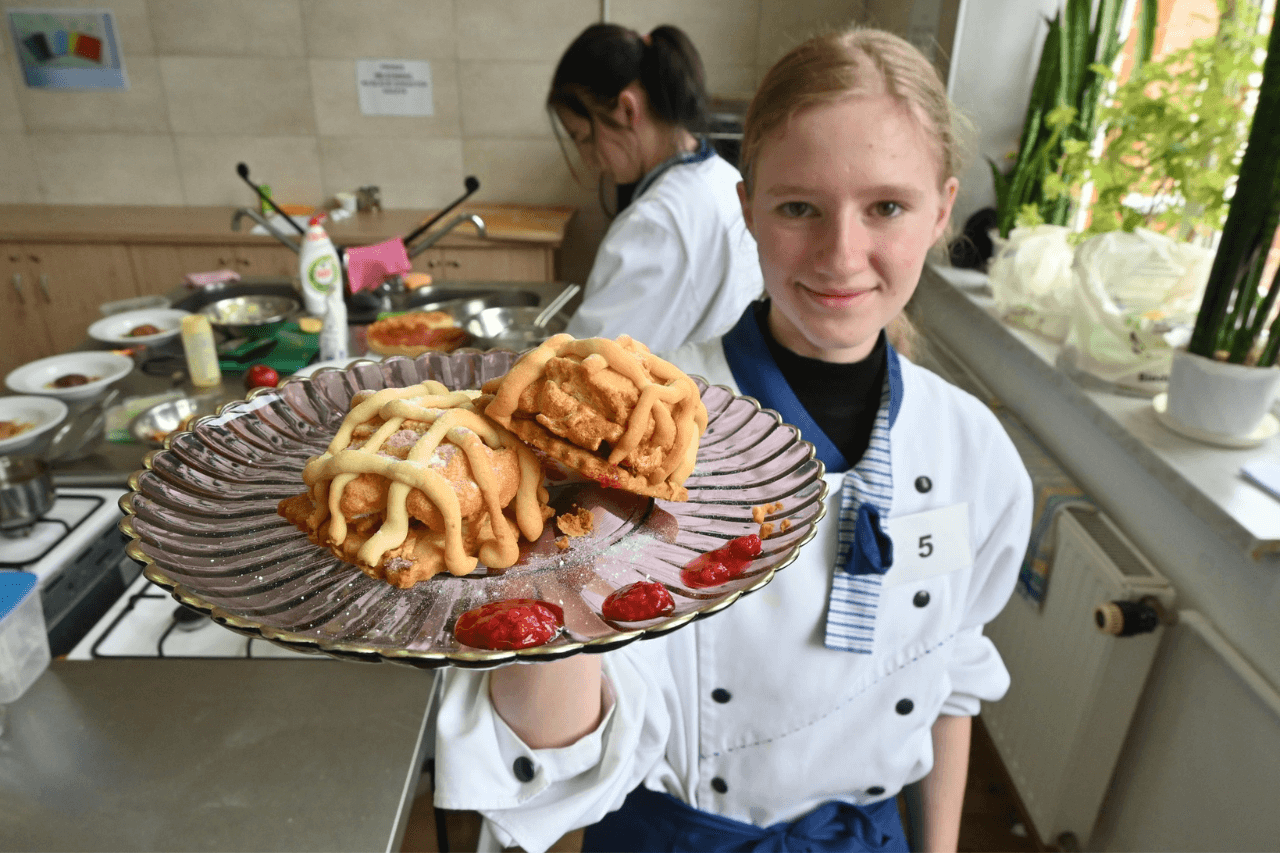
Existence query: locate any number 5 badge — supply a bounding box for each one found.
[883,503,971,586]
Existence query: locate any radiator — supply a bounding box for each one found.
[982,505,1175,849]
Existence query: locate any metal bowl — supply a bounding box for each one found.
[199,295,300,338]
[130,397,215,447]
[464,306,568,351]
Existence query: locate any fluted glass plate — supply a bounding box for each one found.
[120,351,828,669]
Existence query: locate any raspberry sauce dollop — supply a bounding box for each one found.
[602,581,675,622]
[454,599,564,650]
[680,534,763,589]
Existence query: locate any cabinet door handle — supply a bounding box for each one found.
[38,273,50,302]
[446,260,460,268]
[11,273,23,303]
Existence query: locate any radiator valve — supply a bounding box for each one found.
[1095,599,1160,636]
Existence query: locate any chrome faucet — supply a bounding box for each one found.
[405,213,487,259]
[231,207,302,253]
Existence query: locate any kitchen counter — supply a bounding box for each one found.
[0,658,435,852]
[0,203,575,247]
[48,277,574,488]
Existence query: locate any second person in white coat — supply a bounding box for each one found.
[550,23,763,352]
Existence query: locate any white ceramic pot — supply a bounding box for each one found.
[1165,349,1280,439]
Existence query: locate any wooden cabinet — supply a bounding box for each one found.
[413,245,551,282]
[129,244,296,294]
[0,242,139,377]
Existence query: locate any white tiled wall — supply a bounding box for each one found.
[0,0,886,277]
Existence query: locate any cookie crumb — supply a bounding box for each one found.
[780,519,792,533]
[760,522,775,539]
[556,505,594,537]
[751,501,784,524]
[556,536,570,551]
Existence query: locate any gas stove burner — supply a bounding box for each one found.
[1,523,38,539]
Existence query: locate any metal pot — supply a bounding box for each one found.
[0,456,55,533]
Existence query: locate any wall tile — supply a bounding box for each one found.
[161,57,315,135]
[609,0,759,72]
[704,63,757,99]
[14,55,170,133]
[455,0,597,62]
[459,60,557,139]
[0,134,42,202]
[462,138,587,206]
[175,135,322,207]
[29,133,183,204]
[0,0,156,56]
[0,57,24,133]
[757,0,863,70]
[319,136,462,209]
[149,0,305,58]
[310,58,460,138]
[302,0,455,60]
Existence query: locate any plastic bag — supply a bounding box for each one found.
[1059,228,1212,394]
[987,225,1077,341]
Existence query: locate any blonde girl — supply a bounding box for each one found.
[435,27,1032,853]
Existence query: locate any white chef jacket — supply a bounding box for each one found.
[563,152,763,353]
[435,326,1033,853]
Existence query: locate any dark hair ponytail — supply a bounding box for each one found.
[548,22,708,132]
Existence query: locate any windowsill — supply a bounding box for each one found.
[915,263,1280,562]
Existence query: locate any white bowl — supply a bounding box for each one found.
[5,352,134,403]
[0,396,69,455]
[88,308,189,346]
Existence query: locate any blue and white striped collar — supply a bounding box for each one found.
[721,302,903,475]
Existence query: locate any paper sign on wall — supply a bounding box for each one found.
[357,59,433,117]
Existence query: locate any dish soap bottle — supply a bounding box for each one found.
[299,214,340,317]
[181,314,222,389]
[319,274,348,362]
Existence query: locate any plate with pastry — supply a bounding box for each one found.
[118,335,828,669]
[365,310,470,357]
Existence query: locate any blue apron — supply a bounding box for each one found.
[582,305,910,852]
[581,785,907,853]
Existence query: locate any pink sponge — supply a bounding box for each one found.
[345,238,413,294]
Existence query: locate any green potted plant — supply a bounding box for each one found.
[1052,2,1262,243]
[1166,9,1280,440]
[989,0,1153,240]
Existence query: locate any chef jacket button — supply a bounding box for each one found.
[914,476,932,493]
[711,777,728,794]
[913,590,931,608]
[895,698,914,715]
[867,786,885,796]
[512,756,536,782]
[711,688,732,703]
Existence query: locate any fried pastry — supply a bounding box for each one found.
[277,380,551,588]
[481,334,707,501]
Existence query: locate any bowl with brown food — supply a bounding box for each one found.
[0,396,68,455]
[5,351,134,403]
[88,308,189,346]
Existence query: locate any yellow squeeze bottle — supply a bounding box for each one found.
[181,314,222,388]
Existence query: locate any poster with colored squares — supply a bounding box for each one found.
[7,8,127,90]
